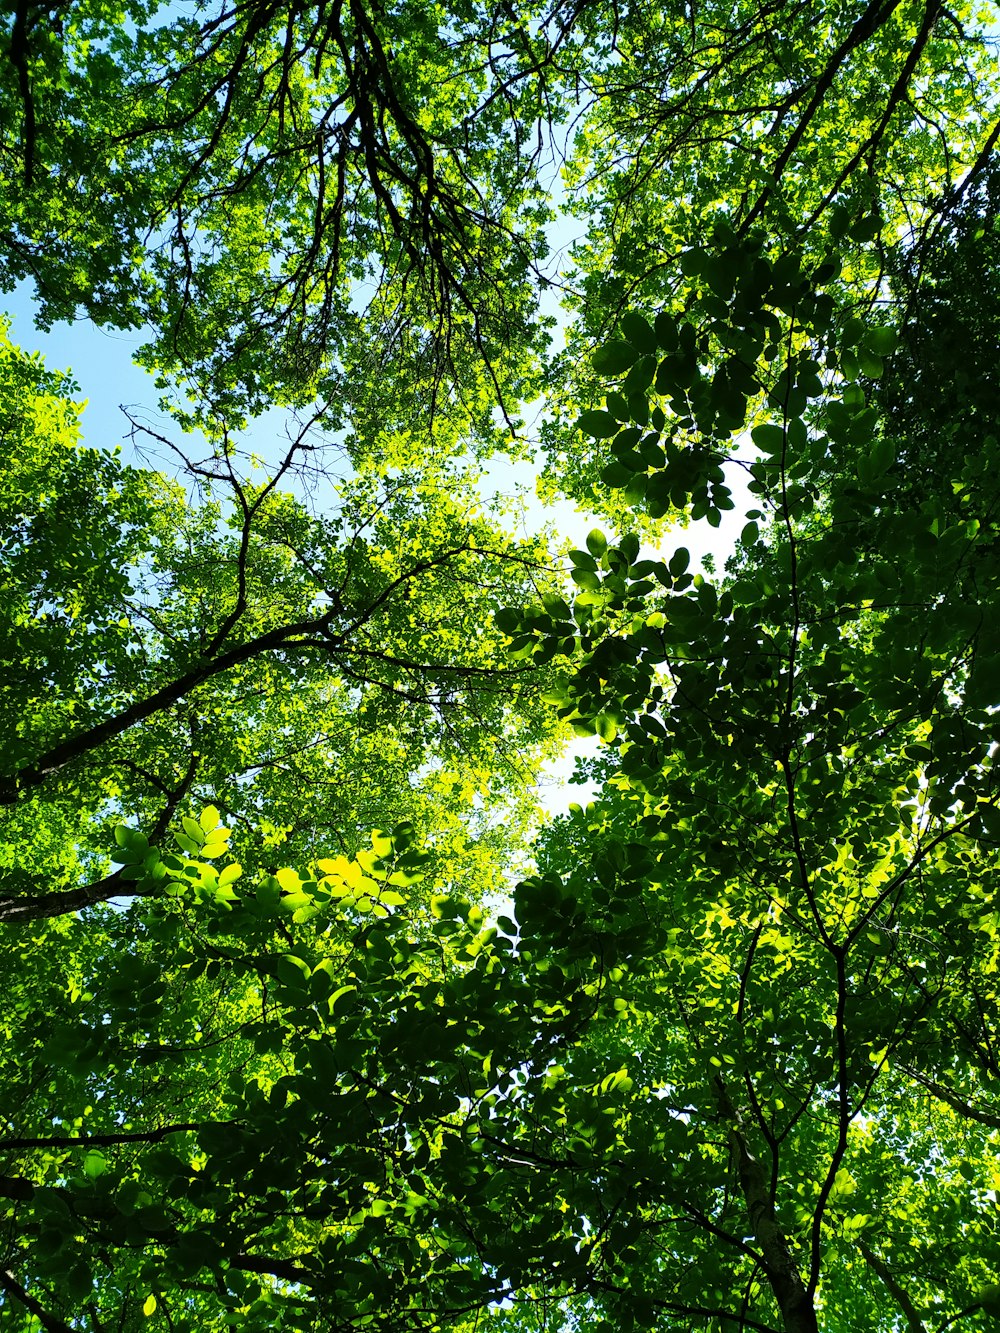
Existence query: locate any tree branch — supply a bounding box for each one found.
[857,1240,927,1333]
[0,1121,212,1150]
[0,1269,74,1333]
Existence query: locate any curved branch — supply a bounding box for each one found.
[0,753,199,922]
[0,1270,74,1333]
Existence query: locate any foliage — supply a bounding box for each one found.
[0,0,577,441]
[876,163,1000,511]
[0,320,565,924]
[540,0,999,515]
[496,224,1000,1329]
[4,1,1000,1331]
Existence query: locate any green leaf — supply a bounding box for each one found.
[577,410,623,439]
[591,341,640,375]
[83,1150,107,1180]
[541,591,572,619]
[606,391,630,422]
[329,985,357,1015]
[595,714,618,742]
[619,535,641,564]
[276,954,312,988]
[114,825,148,852]
[494,607,522,634]
[620,312,658,354]
[181,817,206,847]
[586,529,608,558]
[572,568,602,592]
[751,423,785,454]
[111,825,150,864]
[869,437,894,476]
[654,311,678,351]
[622,355,657,398]
[839,348,860,381]
[143,1295,157,1317]
[601,460,633,489]
[610,425,642,456]
[864,326,899,356]
[668,547,690,576]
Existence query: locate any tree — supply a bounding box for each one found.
[0,318,566,924]
[493,225,1000,1328]
[6,231,1000,1331]
[5,0,1000,1329]
[539,0,999,515]
[0,0,581,441]
[875,164,1000,513]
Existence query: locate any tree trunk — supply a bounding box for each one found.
[714,1075,817,1333]
[732,1129,818,1333]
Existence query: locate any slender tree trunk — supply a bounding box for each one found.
[0,760,197,923]
[0,617,315,806]
[0,546,470,807]
[715,1075,817,1333]
[0,1121,209,1150]
[731,1128,818,1333]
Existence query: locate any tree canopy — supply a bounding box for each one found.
[3,0,1000,1330]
